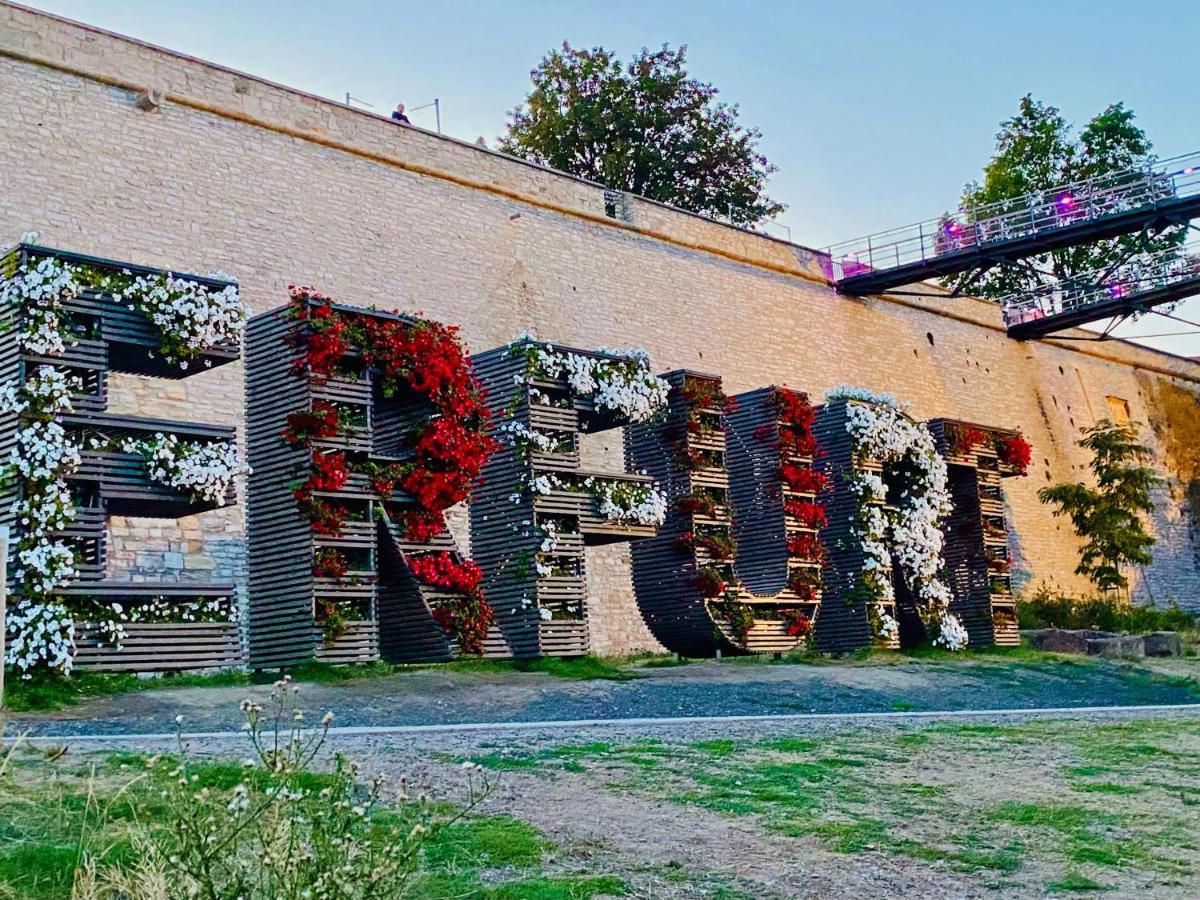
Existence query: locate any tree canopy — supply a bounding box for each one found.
[500,43,783,226]
[959,96,1184,298]
[1038,419,1163,592]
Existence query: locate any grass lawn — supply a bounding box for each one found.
[462,715,1200,895]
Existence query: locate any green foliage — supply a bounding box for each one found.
[1017,583,1195,632]
[501,43,782,225]
[1038,419,1163,590]
[958,95,1185,298]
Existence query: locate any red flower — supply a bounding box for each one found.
[283,400,341,447]
[780,608,812,637]
[314,547,349,578]
[787,533,824,562]
[780,464,828,495]
[692,567,728,598]
[996,434,1032,476]
[784,499,827,529]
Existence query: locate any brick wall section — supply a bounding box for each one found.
[1,3,1197,637]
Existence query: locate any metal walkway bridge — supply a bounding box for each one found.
[1001,240,1200,340]
[825,152,1200,306]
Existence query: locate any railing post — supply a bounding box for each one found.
[918,222,925,262]
[867,235,874,269]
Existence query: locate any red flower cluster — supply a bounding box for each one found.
[786,533,825,562]
[780,608,812,637]
[676,491,719,518]
[780,464,828,495]
[996,434,1032,476]
[787,567,821,603]
[410,552,494,655]
[307,451,349,492]
[692,567,728,598]
[408,552,484,594]
[784,499,827,530]
[283,400,340,448]
[775,388,815,429]
[289,287,349,377]
[314,547,348,579]
[949,424,990,457]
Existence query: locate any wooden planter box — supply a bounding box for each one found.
[73,621,241,672]
[313,619,380,664]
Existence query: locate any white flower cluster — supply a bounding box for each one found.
[584,475,669,526]
[0,256,78,354]
[528,344,669,423]
[0,255,246,369]
[842,393,964,649]
[5,368,82,603]
[118,273,246,365]
[5,599,75,677]
[526,471,667,526]
[125,433,250,505]
[874,605,899,643]
[86,595,236,649]
[933,611,969,651]
[497,420,570,456]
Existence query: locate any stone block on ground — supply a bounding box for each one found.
[1143,631,1183,657]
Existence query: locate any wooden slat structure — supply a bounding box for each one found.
[927,419,1025,647]
[245,299,505,667]
[626,376,825,656]
[470,341,661,657]
[0,244,243,672]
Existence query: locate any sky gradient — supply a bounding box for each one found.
[22,0,1200,357]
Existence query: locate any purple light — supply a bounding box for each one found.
[1058,193,1075,208]
[945,221,960,234]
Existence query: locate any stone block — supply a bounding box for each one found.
[1143,631,1183,657]
[1085,635,1144,658]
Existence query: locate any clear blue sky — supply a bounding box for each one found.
[26,0,1200,357]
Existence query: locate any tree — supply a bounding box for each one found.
[957,96,1185,298]
[1038,419,1164,591]
[501,43,783,226]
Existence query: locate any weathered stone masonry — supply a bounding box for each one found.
[0,2,1197,652]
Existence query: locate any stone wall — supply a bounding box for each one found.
[1,1,1197,641]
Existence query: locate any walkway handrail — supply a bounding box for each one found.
[826,151,1200,280]
[999,240,1200,327]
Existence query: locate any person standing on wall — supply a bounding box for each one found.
[391,103,410,124]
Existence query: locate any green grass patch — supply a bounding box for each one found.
[1046,871,1112,892]
[2,668,251,712]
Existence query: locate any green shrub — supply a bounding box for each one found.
[1017,584,1195,633]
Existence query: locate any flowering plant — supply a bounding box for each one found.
[2,254,246,365]
[783,499,828,530]
[692,567,728,598]
[282,401,340,447]
[409,553,493,654]
[583,476,668,526]
[996,434,1032,475]
[314,547,349,579]
[780,607,812,637]
[125,433,249,505]
[948,424,989,457]
[836,389,965,650]
[521,342,670,423]
[0,366,81,675]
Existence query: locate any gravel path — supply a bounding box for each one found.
[7,655,1198,737]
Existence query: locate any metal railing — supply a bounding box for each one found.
[1000,240,1200,328]
[826,151,1200,280]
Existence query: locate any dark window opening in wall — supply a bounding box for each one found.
[1106,395,1132,425]
[1059,366,1065,375]
[926,332,935,347]
[603,189,632,222]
